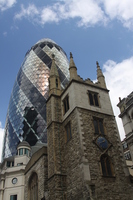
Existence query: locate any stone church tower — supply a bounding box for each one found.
[46,53,133,200]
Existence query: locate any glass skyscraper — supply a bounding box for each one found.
[2,38,69,159]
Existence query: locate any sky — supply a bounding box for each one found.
[0,0,133,162]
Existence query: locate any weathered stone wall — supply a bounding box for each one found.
[47,80,133,200]
[78,108,133,200]
[47,94,67,199]
[24,147,48,200]
[47,95,62,126]
[62,109,90,200]
[47,122,64,177]
[57,106,133,200]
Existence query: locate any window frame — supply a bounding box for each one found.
[19,148,23,155]
[124,151,131,160]
[7,161,11,167]
[65,121,72,143]
[93,117,105,135]
[100,154,114,177]
[88,91,100,107]
[63,94,69,115]
[123,142,128,149]
[24,148,29,156]
[10,195,17,200]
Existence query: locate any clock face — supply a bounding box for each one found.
[12,178,17,184]
[96,136,108,150]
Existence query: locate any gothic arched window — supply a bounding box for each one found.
[88,91,99,107]
[28,172,38,200]
[100,154,114,177]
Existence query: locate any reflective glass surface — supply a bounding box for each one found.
[2,38,70,159]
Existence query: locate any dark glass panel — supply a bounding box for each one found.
[7,161,10,167]
[66,97,69,111]
[93,119,99,134]
[57,66,68,85]
[42,54,52,68]
[63,96,69,114]
[10,195,17,200]
[12,161,14,166]
[38,49,45,59]
[40,43,45,48]
[99,121,104,135]
[101,156,107,176]
[64,101,67,113]
[25,148,29,156]
[19,148,23,155]
[33,44,38,50]
[106,157,112,176]
[47,43,53,48]
[55,44,60,51]
[94,94,99,106]
[24,130,38,146]
[89,93,94,105]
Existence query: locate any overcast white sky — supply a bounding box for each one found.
[0,0,133,161]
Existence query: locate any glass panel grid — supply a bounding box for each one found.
[2,39,69,159]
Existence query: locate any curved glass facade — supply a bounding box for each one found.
[3,39,69,159]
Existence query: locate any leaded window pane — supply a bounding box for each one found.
[89,93,94,105]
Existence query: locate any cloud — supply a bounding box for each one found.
[14,0,133,30]
[14,4,58,24]
[103,57,133,140]
[53,0,107,27]
[0,0,16,11]
[14,1,107,27]
[0,122,4,162]
[14,4,39,20]
[40,7,59,24]
[102,0,133,29]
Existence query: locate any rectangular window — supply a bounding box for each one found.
[123,142,128,149]
[65,122,72,142]
[88,91,99,107]
[6,161,10,167]
[19,148,23,155]
[10,195,17,200]
[24,148,29,156]
[101,155,114,177]
[93,118,105,135]
[63,95,69,114]
[124,151,131,160]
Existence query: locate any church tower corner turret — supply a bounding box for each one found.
[69,52,78,81]
[48,54,61,96]
[96,61,107,89]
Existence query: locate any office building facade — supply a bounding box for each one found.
[2,39,69,159]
